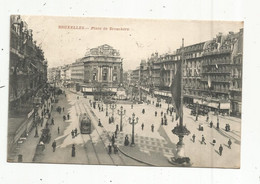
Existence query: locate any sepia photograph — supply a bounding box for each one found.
[7,15,243,168]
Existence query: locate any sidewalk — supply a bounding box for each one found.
[32,91,89,164]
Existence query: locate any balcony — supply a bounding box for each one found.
[200,78,230,83]
[202,70,231,74]
[229,87,242,92]
[202,61,230,66]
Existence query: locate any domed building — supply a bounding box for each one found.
[71,44,124,97]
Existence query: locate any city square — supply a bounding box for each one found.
[7,15,243,168]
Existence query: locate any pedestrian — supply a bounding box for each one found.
[63,115,66,121]
[201,135,206,144]
[71,130,74,138]
[210,121,213,128]
[51,118,54,125]
[124,135,129,146]
[114,130,117,138]
[116,124,119,132]
[111,134,115,146]
[219,144,223,156]
[63,107,64,112]
[71,144,76,157]
[228,139,232,149]
[52,140,56,152]
[74,128,78,136]
[192,134,196,143]
[131,104,133,109]
[206,114,209,122]
[155,111,157,116]
[113,144,118,154]
[161,111,163,116]
[98,119,102,127]
[212,138,216,146]
[58,126,60,134]
[67,113,70,120]
[141,123,144,130]
[151,124,154,132]
[164,118,167,125]
[161,118,164,125]
[159,103,161,108]
[108,143,112,154]
[142,109,145,114]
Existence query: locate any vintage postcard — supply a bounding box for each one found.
[8,15,243,168]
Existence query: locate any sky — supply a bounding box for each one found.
[22,15,243,70]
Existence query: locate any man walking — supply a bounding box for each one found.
[52,140,56,152]
[151,124,154,132]
[57,126,60,134]
[219,144,223,156]
[210,121,213,128]
[74,128,78,137]
[228,139,232,149]
[51,118,54,125]
[192,134,196,143]
[201,135,206,144]
[141,123,144,130]
[71,144,76,157]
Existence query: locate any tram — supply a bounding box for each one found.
[79,113,92,134]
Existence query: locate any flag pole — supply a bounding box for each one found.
[180,38,184,128]
[170,38,191,166]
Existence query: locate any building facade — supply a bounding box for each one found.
[136,29,243,117]
[9,15,48,112]
[71,44,123,94]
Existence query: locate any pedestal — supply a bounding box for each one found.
[169,125,191,166]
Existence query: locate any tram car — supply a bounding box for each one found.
[79,113,92,134]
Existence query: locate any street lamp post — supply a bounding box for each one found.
[117,106,126,132]
[128,113,139,146]
[110,103,117,123]
[105,104,108,116]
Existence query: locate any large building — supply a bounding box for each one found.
[71,44,123,95]
[9,15,48,113]
[136,29,243,117]
[9,15,48,155]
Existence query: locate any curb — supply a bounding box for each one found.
[117,146,157,167]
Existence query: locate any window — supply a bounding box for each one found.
[93,73,97,81]
[113,74,117,82]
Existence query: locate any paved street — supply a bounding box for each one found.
[13,88,240,168]
[26,89,145,166]
[84,93,241,167]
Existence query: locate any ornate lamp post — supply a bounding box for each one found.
[117,106,126,131]
[128,113,139,146]
[110,103,117,123]
[105,104,108,116]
